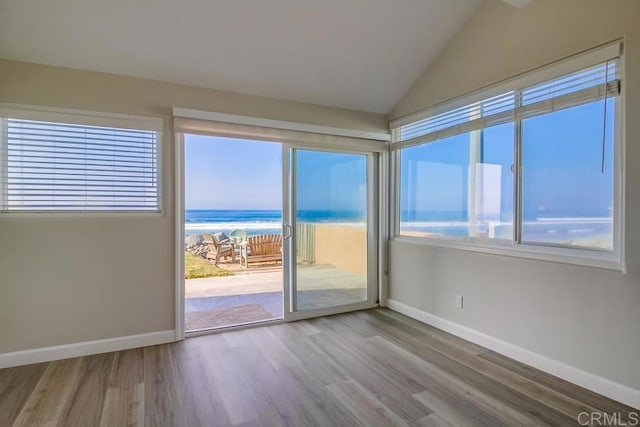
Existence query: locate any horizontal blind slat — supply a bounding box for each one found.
[6,168,156,178]
[8,119,157,136]
[7,180,157,187]
[7,156,156,167]
[7,133,157,147]
[8,195,158,199]
[8,160,156,170]
[7,141,157,156]
[5,206,160,210]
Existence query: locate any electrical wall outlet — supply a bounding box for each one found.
[455,295,464,309]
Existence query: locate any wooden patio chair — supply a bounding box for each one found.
[203,232,236,265]
[241,234,282,267]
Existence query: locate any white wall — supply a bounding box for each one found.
[389,0,640,396]
[0,59,387,354]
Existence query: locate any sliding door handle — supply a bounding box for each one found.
[283,224,293,240]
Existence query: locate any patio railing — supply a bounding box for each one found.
[296,223,316,264]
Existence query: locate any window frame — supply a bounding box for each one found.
[0,103,164,216]
[390,43,625,272]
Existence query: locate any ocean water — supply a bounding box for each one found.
[399,209,613,249]
[185,209,366,236]
[186,209,613,249]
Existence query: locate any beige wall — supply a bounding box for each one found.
[0,60,387,354]
[389,0,640,393]
[313,224,367,276]
[1,59,388,131]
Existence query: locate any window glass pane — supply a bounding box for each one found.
[521,100,614,250]
[295,150,368,311]
[482,124,515,239]
[399,123,514,239]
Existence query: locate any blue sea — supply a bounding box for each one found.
[185,209,366,236]
[399,209,613,248]
[185,209,612,249]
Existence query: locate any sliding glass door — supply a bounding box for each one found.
[283,147,377,320]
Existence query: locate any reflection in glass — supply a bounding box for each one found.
[400,123,514,240]
[295,150,368,311]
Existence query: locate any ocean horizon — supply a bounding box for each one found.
[184,209,366,236]
[185,208,613,249]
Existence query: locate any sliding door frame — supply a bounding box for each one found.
[175,132,186,341]
[282,145,379,322]
[174,120,388,339]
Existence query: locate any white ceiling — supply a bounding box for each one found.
[0,0,481,114]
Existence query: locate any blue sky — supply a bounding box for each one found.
[185,135,282,210]
[296,150,366,212]
[186,99,613,218]
[520,99,614,218]
[400,99,614,220]
[185,136,366,212]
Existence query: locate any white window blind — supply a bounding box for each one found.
[0,116,161,212]
[173,109,389,153]
[393,43,622,150]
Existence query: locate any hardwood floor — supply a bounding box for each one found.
[0,308,635,426]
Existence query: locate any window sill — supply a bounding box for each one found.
[391,235,625,273]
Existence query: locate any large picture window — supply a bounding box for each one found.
[0,107,162,213]
[391,42,623,266]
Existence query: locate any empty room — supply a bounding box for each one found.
[0,0,639,425]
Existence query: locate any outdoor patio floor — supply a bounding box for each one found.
[185,264,367,331]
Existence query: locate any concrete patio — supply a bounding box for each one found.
[185,264,367,331]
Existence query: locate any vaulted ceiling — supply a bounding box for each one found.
[0,0,483,114]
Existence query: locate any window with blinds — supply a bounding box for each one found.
[396,58,620,149]
[0,114,161,212]
[390,41,624,266]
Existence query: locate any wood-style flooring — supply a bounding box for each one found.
[0,308,635,426]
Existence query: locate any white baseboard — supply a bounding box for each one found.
[386,299,640,410]
[0,330,176,369]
